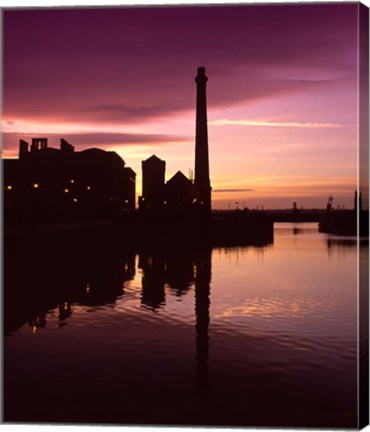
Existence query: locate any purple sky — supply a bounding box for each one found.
[2,4,361,208]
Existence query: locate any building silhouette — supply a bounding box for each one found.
[5,67,216,227]
[4,67,275,247]
[139,154,166,210]
[138,66,212,217]
[4,138,136,227]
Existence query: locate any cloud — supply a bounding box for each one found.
[210,119,345,128]
[85,103,188,123]
[2,131,190,152]
[3,4,357,126]
[213,188,254,193]
[64,132,189,146]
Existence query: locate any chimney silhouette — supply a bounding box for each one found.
[194,66,211,214]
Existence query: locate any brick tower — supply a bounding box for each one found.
[194,66,211,214]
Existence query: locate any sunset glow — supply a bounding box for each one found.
[3,4,361,208]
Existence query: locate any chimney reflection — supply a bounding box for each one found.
[194,248,212,396]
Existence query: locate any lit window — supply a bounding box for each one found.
[6,185,12,190]
[64,189,69,193]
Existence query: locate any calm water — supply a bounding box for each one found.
[4,223,365,427]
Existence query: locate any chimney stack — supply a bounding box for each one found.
[194,66,211,214]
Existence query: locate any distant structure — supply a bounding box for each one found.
[354,190,362,213]
[4,138,136,227]
[292,200,300,216]
[138,66,211,217]
[319,191,369,236]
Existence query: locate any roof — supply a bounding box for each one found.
[77,148,126,167]
[164,171,200,201]
[143,154,165,165]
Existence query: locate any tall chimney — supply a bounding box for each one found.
[194,66,211,214]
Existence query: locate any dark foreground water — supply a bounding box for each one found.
[4,223,365,427]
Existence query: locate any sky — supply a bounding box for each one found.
[2,3,362,209]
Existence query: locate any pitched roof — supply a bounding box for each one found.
[165,171,200,200]
[143,154,165,164]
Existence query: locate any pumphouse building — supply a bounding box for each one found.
[139,155,200,212]
[4,137,136,227]
[138,66,211,217]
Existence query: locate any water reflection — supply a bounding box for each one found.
[5,231,270,337]
[138,247,213,395]
[327,238,358,249]
[29,314,47,333]
[194,248,212,396]
[275,222,319,236]
[3,237,247,407]
[326,237,368,260]
[4,225,359,427]
[166,254,195,297]
[11,227,362,340]
[4,238,137,336]
[139,253,166,311]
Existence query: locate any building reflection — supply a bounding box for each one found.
[138,249,205,311]
[165,254,194,297]
[82,251,136,307]
[29,314,47,333]
[139,254,166,311]
[326,237,367,260]
[293,227,303,235]
[5,234,272,398]
[4,236,136,335]
[137,246,212,394]
[58,302,74,324]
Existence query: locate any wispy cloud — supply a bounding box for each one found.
[86,103,188,123]
[210,119,346,128]
[213,188,254,193]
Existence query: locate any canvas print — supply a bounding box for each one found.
[2,2,369,429]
